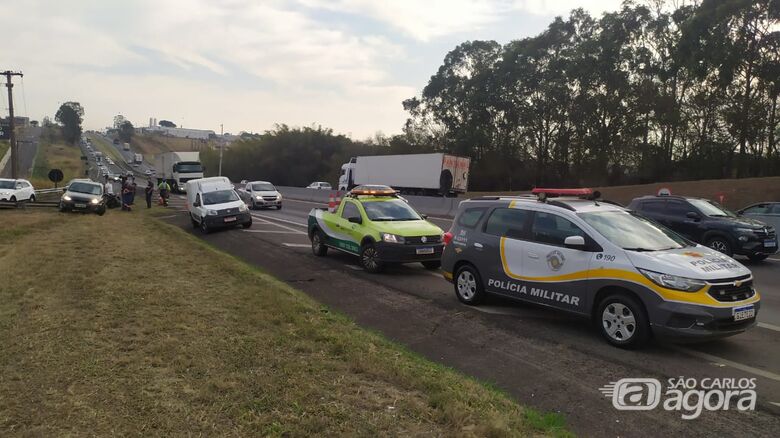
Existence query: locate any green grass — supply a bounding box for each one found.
[0,209,572,437]
[0,140,9,162]
[29,139,85,189]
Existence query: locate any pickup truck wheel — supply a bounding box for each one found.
[360,243,383,273]
[706,236,732,256]
[597,293,650,349]
[422,260,441,270]
[200,217,210,234]
[311,230,328,256]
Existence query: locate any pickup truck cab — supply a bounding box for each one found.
[186,177,251,234]
[307,185,444,273]
[237,180,282,210]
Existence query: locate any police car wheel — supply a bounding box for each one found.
[706,237,732,256]
[360,243,383,273]
[311,231,328,256]
[454,265,484,305]
[597,294,649,348]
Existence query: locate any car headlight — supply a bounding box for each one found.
[63,195,72,201]
[382,233,405,244]
[238,204,248,212]
[277,194,283,200]
[207,210,218,216]
[256,195,262,200]
[639,269,706,292]
[91,198,99,204]
[735,227,758,235]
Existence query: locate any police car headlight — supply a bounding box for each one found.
[382,233,405,244]
[639,269,706,292]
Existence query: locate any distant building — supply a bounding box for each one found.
[1,116,30,127]
[143,126,216,140]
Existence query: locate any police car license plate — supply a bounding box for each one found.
[733,304,755,321]
[224,216,237,223]
[416,247,434,255]
[765,239,776,248]
[75,203,86,208]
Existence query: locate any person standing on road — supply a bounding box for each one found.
[145,180,154,209]
[104,176,114,196]
[121,178,133,211]
[158,180,171,206]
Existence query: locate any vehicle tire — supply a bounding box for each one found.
[191,215,198,228]
[706,236,733,256]
[242,220,252,229]
[200,217,210,234]
[276,205,282,210]
[59,202,67,212]
[748,254,769,262]
[360,242,383,273]
[10,195,16,202]
[454,264,484,305]
[29,195,35,202]
[311,230,328,256]
[422,260,441,270]
[597,293,650,349]
[96,206,106,216]
[250,199,257,210]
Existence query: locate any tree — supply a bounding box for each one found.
[113,114,127,129]
[54,102,84,144]
[159,120,177,128]
[118,120,135,142]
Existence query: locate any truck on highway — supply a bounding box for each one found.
[154,151,204,193]
[337,153,470,197]
[94,151,104,163]
[123,142,131,151]
[133,153,143,164]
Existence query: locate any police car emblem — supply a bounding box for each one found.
[421,236,427,243]
[547,250,565,271]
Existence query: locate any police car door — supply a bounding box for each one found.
[479,206,532,297]
[521,210,593,315]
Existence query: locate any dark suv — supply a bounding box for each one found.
[628,195,777,261]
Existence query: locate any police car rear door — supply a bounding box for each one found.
[479,206,533,294]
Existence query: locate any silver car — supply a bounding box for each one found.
[738,202,780,232]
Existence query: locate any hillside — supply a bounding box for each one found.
[131,133,214,157]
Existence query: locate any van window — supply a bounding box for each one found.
[457,207,487,228]
[484,208,528,239]
[531,212,585,246]
[341,201,360,220]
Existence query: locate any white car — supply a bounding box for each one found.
[237,180,283,210]
[0,178,36,202]
[307,181,332,190]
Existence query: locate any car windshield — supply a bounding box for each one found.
[362,199,421,221]
[251,183,276,191]
[579,210,690,251]
[69,182,103,195]
[0,180,16,189]
[203,189,239,205]
[688,199,737,218]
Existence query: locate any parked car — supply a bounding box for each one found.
[0,178,36,202]
[628,195,777,261]
[60,180,106,215]
[738,202,780,232]
[307,181,332,190]
[237,180,283,210]
[186,177,251,233]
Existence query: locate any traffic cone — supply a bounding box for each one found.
[328,193,336,212]
[336,191,342,205]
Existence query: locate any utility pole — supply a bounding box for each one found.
[218,123,224,176]
[3,70,23,179]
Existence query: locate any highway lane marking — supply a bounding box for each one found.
[250,215,306,234]
[251,213,308,227]
[282,243,311,248]
[757,322,780,332]
[669,345,780,382]
[243,230,302,234]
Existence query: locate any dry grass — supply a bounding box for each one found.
[0,209,570,437]
[29,140,85,189]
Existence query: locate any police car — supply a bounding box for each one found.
[440,188,760,348]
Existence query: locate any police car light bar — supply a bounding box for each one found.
[532,188,593,197]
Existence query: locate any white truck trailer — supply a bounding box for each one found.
[154,151,204,193]
[338,153,470,196]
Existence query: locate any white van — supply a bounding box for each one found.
[186,177,251,233]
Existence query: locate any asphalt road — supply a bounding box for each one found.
[152,195,780,436]
[0,126,41,179]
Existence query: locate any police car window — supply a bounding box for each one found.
[342,202,360,220]
[641,200,665,213]
[457,207,487,228]
[484,208,528,239]
[531,212,585,246]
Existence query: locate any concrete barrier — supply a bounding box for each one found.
[277,186,462,218]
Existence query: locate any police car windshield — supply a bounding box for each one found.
[363,199,421,221]
[579,211,690,251]
[203,189,239,205]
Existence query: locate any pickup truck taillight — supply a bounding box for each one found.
[442,231,453,246]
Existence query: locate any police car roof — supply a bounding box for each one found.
[465,195,626,213]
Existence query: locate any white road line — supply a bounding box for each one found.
[758,322,780,332]
[282,243,311,248]
[250,215,306,234]
[251,213,307,227]
[242,230,302,234]
[669,345,780,382]
[344,264,362,271]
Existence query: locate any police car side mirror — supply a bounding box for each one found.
[564,235,586,250]
[348,216,362,224]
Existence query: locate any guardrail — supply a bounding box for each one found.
[0,200,59,209]
[276,186,464,218]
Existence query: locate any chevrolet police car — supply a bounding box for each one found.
[441,188,760,348]
[308,185,444,273]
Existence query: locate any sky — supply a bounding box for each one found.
[3,0,622,138]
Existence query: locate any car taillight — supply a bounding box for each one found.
[442,231,453,246]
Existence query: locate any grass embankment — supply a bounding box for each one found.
[29,140,85,189]
[0,209,570,437]
[0,140,9,162]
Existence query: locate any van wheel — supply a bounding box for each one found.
[242,220,252,229]
[706,236,732,256]
[200,217,210,234]
[597,293,650,349]
[311,230,328,256]
[454,264,484,305]
[360,243,383,273]
[191,216,198,228]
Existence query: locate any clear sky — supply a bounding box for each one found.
[3,0,621,138]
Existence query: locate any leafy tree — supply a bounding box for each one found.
[54,102,84,144]
[118,120,135,143]
[159,120,176,128]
